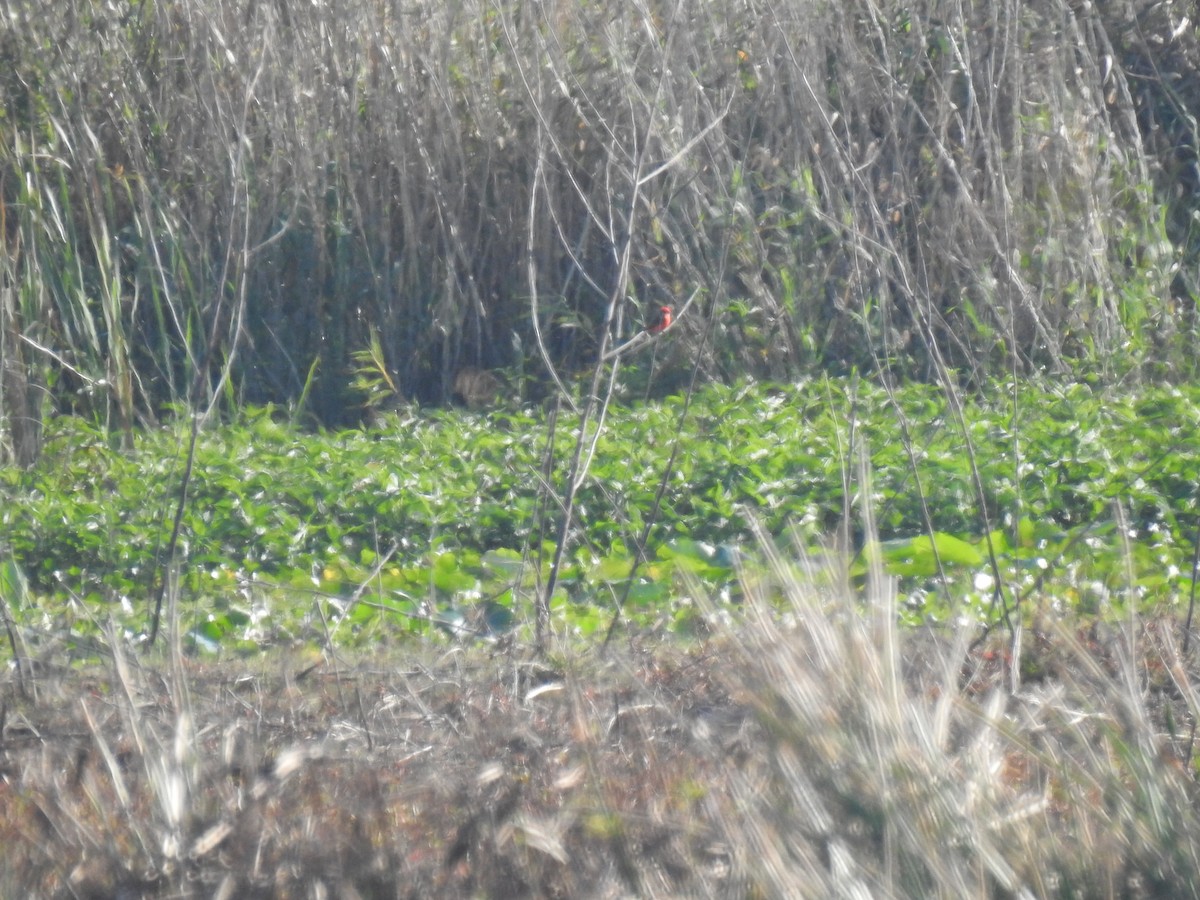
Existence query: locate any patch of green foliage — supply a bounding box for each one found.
[1,378,1197,652]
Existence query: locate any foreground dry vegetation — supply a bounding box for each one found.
[3,557,1200,899]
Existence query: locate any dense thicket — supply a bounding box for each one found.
[1,0,1198,454]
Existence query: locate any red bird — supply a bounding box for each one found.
[647,305,673,335]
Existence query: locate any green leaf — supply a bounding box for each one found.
[0,557,30,609]
[432,553,477,594]
[593,552,634,583]
[877,532,982,577]
[482,548,525,574]
[931,533,984,567]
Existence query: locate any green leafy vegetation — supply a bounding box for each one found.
[2,379,1196,653]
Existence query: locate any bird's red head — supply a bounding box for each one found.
[648,305,673,335]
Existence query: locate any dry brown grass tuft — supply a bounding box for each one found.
[0,641,748,898]
[714,548,1200,898]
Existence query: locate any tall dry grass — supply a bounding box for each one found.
[0,0,1196,455]
[718,535,1200,896]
